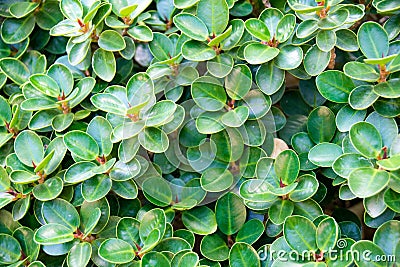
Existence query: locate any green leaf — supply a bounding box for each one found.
[351,241,386,267]
[244,43,279,65]
[336,105,367,132]
[332,153,373,178]
[296,20,318,38]
[0,58,30,85]
[172,251,199,267]
[138,127,169,153]
[87,116,113,157]
[221,106,249,128]
[207,54,234,78]
[377,155,400,171]
[268,199,294,225]
[191,76,226,111]
[1,15,35,44]
[68,39,90,66]
[308,143,342,167]
[276,14,296,43]
[316,71,354,103]
[336,28,359,51]
[174,0,199,8]
[384,189,400,212]
[144,100,177,127]
[47,64,74,96]
[348,167,390,198]
[142,252,169,267]
[343,62,380,82]
[373,78,400,98]
[12,196,30,220]
[318,9,349,30]
[63,130,99,161]
[82,174,112,202]
[10,170,38,184]
[60,0,83,21]
[182,206,217,235]
[316,217,339,251]
[117,217,140,248]
[182,40,216,61]
[244,19,270,41]
[236,219,264,245]
[316,30,337,52]
[304,45,330,76]
[197,0,229,35]
[91,93,127,116]
[64,161,96,183]
[256,61,284,95]
[42,198,80,230]
[127,25,153,42]
[92,48,116,82]
[357,21,389,59]
[373,220,400,256]
[349,85,378,110]
[274,150,300,185]
[98,30,126,52]
[52,113,74,132]
[307,106,336,144]
[229,242,260,267]
[9,2,39,18]
[201,168,233,192]
[148,33,173,61]
[287,0,324,13]
[142,176,172,206]
[32,176,63,201]
[14,130,44,167]
[288,174,319,202]
[225,64,252,100]
[98,239,135,264]
[215,192,246,235]
[275,45,303,70]
[200,234,229,261]
[0,234,21,264]
[139,208,166,242]
[34,223,74,245]
[173,13,209,41]
[349,122,382,158]
[67,242,91,267]
[283,215,317,253]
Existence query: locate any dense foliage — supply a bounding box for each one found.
[0,0,399,266]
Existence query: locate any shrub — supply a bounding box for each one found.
[0,0,399,266]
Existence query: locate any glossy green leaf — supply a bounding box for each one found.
[174,13,209,41]
[63,130,99,161]
[197,0,229,35]
[98,30,126,52]
[304,45,330,76]
[244,43,279,65]
[215,192,246,235]
[98,238,135,264]
[229,242,260,267]
[357,21,389,59]
[349,122,382,158]
[92,48,116,82]
[348,167,390,198]
[274,150,300,185]
[182,206,217,235]
[14,130,44,167]
[182,40,216,61]
[33,223,74,245]
[307,106,336,144]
